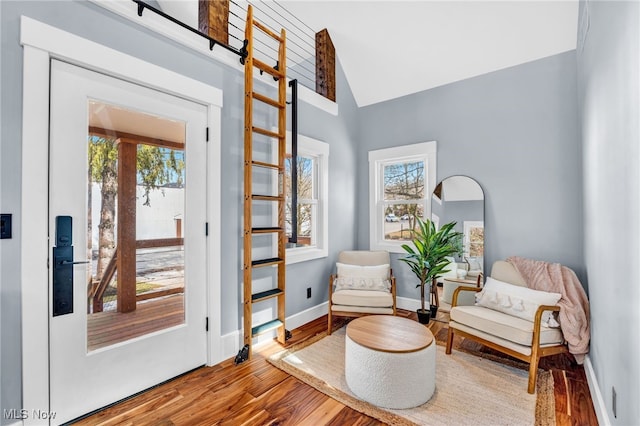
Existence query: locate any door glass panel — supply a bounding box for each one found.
[86,100,186,351]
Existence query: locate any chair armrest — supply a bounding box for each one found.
[531,305,562,347]
[329,274,337,300]
[451,286,482,308]
[534,305,561,320]
[390,274,397,312]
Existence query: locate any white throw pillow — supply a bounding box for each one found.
[335,263,390,292]
[475,276,561,327]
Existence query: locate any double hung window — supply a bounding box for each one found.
[368,142,437,252]
[281,133,329,263]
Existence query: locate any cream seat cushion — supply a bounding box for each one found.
[332,289,393,308]
[450,305,564,347]
[331,305,394,314]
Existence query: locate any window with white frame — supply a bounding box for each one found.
[368,141,437,252]
[277,132,329,264]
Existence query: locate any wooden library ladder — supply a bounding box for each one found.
[237,5,288,363]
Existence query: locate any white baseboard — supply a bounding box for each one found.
[221,302,329,360]
[584,354,611,426]
[220,299,429,361]
[396,296,422,312]
[288,302,329,330]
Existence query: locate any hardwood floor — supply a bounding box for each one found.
[75,310,598,425]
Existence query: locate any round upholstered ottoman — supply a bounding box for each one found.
[345,315,435,409]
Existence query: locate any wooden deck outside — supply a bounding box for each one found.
[91,245,185,312]
[87,294,184,351]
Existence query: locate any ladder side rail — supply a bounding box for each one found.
[276,27,287,344]
[242,4,255,352]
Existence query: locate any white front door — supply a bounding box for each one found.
[49,60,208,424]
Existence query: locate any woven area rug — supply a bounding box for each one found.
[268,328,555,426]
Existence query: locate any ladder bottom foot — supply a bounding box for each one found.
[234,344,250,365]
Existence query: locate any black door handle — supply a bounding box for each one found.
[53,216,79,316]
[58,260,90,266]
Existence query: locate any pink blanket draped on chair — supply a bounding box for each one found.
[506,256,590,364]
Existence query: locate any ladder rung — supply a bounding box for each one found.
[251,257,284,267]
[252,319,283,337]
[253,126,283,139]
[252,19,284,43]
[253,58,285,79]
[252,288,284,303]
[252,227,283,234]
[252,194,283,202]
[252,160,281,170]
[253,92,285,109]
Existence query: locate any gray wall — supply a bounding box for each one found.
[577,1,640,424]
[356,51,583,299]
[439,200,484,235]
[4,0,633,423]
[0,0,359,418]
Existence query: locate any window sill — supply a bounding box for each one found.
[286,246,328,265]
[370,241,410,254]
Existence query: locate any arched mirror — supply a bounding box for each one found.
[431,176,485,308]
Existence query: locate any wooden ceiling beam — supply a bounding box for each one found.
[316,29,336,102]
[199,0,229,45]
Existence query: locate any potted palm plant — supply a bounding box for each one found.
[400,217,463,324]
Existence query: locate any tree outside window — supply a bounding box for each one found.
[383,160,425,241]
[285,155,316,247]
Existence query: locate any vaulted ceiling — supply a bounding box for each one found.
[157,1,579,107]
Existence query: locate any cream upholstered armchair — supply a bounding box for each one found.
[446,260,568,393]
[328,251,396,335]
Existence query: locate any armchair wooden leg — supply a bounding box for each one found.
[327,309,333,335]
[445,327,455,354]
[527,355,540,394]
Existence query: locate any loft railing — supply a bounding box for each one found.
[229,0,316,92]
[133,0,334,101]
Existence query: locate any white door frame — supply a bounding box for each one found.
[20,16,223,424]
